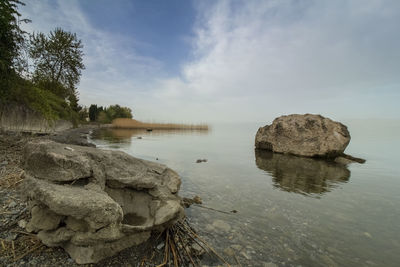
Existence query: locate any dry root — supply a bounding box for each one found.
[141,218,231,267]
[0,232,45,262]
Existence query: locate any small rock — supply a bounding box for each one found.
[64,146,74,151]
[18,219,27,229]
[157,242,165,250]
[8,201,17,208]
[240,251,252,260]
[137,137,142,139]
[223,247,235,256]
[191,243,205,256]
[231,244,243,251]
[205,224,215,232]
[364,232,372,238]
[193,195,202,204]
[5,233,18,241]
[212,220,231,232]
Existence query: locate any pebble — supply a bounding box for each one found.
[191,243,205,255]
[240,251,252,260]
[157,242,165,250]
[5,233,17,241]
[18,219,27,229]
[231,244,243,251]
[212,219,231,232]
[8,201,17,208]
[364,232,372,238]
[223,247,235,256]
[205,224,215,232]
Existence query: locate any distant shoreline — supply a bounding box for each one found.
[111,118,209,130]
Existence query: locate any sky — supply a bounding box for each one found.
[20,0,400,123]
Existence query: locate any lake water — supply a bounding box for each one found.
[92,120,400,267]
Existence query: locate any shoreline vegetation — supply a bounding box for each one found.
[112,118,209,131]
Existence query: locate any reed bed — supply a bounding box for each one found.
[112,118,209,130]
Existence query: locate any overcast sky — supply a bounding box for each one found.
[20,0,400,123]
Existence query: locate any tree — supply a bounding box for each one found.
[78,107,88,122]
[107,104,132,119]
[0,0,30,100]
[29,28,85,99]
[68,91,81,112]
[88,104,97,122]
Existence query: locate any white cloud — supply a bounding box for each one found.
[165,0,400,122]
[20,0,164,114]
[20,0,400,123]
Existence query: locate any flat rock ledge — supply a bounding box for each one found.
[255,114,364,163]
[21,139,184,264]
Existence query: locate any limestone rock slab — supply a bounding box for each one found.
[255,114,350,158]
[22,139,184,264]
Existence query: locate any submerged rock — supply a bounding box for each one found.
[22,140,184,264]
[212,219,231,232]
[255,114,350,158]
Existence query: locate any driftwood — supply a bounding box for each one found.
[142,218,231,267]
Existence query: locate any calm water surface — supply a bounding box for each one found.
[92,121,400,267]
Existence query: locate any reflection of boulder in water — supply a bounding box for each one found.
[255,150,350,196]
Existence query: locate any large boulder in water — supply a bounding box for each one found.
[255,114,350,158]
[22,140,184,264]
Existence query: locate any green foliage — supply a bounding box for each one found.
[29,28,85,99]
[4,77,78,125]
[1,1,130,128]
[88,104,98,122]
[0,1,81,126]
[0,0,30,102]
[97,110,108,124]
[78,107,88,122]
[105,105,132,120]
[88,104,133,123]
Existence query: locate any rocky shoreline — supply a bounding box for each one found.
[0,127,186,267]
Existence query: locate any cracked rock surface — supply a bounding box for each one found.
[22,139,184,264]
[255,114,351,158]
